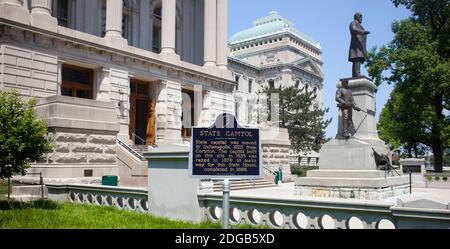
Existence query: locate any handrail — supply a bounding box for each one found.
[131,133,146,145]
[23,172,45,199]
[117,138,144,161]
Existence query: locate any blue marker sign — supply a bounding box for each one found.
[190,113,262,179]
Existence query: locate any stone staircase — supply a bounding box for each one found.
[212,178,276,192]
[129,145,150,158]
[7,185,48,202]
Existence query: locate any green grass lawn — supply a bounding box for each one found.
[0,199,266,229]
[0,180,12,200]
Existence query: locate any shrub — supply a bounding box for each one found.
[427,176,433,181]
[435,176,440,181]
[443,177,448,181]
[290,164,319,177]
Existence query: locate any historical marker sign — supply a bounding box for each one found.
[190,113,262,179]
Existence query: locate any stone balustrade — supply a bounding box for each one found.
[198,194,450,229]
[47,184,450,229]
[47,184,148,213]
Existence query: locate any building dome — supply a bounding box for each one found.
[229,11,320,48]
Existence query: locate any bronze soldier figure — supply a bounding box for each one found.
[349,12,370,78]
[336,80,361,138]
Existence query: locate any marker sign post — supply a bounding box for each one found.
[190,113,262,228]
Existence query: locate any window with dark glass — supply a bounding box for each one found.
[54,0,69,27]
[61,65,94,99]
[268,79,275,89]
[181,89,195,140]
[248,79,253,93]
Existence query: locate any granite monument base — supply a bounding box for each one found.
[295,138,410,200]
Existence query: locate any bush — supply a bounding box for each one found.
[427,176,433,181]
[435,176,440,181]
[290,164,319,177]
[443,177,448,181]
[0,90,53,180]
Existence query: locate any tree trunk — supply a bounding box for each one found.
[432,133,443,173]
[432,93,444,173]
[407,143,413,158]
[413,142,418,158]
[7,177,10,200]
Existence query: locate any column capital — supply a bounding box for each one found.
[30,0,57,31]
[0,0,30,25]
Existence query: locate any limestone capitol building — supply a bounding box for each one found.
[0,0,323,186]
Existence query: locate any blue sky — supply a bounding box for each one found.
[228,0,411,138]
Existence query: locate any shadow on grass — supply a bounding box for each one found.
[0,199,61,210]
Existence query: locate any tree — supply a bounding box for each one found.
[260,83,331,154]
[0,90,53,181]
[377,87,429,158]
[366,0,450,172]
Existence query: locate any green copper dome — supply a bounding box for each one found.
[229,11,320,48]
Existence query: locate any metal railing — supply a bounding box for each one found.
[263,166,283,184]
[24,172,45,199]
[117,138,144,161]
[131,133,146,146]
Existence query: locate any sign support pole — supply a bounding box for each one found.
[222,178,230,229]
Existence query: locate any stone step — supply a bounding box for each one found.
[296,175,410,188]
[11,185,48,197]
[212,179,275,192]
[307,170,389,178]
[7,195,46,202]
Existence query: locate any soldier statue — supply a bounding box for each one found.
[336,80,361,138]
[349,12,370,78]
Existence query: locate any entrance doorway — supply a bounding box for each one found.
[129,79,156,145]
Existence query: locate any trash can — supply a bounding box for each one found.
[102,175,118,186]
[274,171,280,184]
[278,166,283,183]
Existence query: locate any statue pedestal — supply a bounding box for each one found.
[295,77,409,200]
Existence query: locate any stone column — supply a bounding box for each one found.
[96,68,111,102]
[216,0,228,69]
[139,0,152,51]
[160,0,176,54]
[337,77,379,140]
[105,0,127,46]
[0,0,30,25]
[155,82,168,143]
[203,0,217,67]
[30,0,57,31]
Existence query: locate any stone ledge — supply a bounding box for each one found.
[307,170,388,178]
[296,184,410,200]
[296,175,410,188]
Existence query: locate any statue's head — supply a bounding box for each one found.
[354,12,363,23]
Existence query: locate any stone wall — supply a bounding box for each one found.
[0,44,58,98]
[261,128,292,181]
[33,95,120,179]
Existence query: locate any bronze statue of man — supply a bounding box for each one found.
[336,80,361,138]
[349,12,370,78]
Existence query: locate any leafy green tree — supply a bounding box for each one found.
[0,90,53,180]
[260,83,331,154]
[377,87,429,157]
[367,0,450,172]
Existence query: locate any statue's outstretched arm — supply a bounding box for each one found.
[350,22,367,35]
